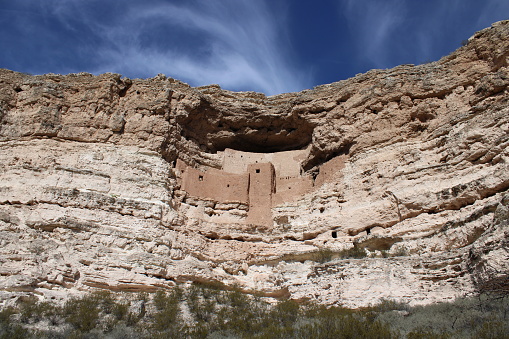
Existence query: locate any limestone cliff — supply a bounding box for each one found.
[0,20,508,307]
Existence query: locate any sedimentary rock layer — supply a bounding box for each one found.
[0,20,508,307]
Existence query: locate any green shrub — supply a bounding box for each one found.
[1,287,508,338]
[151,289,181,333]
[272,299,300,326]
[0,307,14,324]
[112,301,129,321]
[18,297,39,323]
[315,248,334,263]
[314,246,368,263]
[102,323,140,339]
[0,307,27,339]
[406,327,452,339]
[90,290,117,314]
[474,320,509,339]
[187,286,215,323]
[0,324,29,339]
[64,295,100,332]
[229,287,249,307]
[337,246,367,259]
[298,313,396,339]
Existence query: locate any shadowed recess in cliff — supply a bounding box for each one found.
[177,100,314,153]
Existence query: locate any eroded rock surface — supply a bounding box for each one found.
[1,21,508,307]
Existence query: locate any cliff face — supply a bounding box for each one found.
[0,21,508,307]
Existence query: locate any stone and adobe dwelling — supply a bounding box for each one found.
[0,20,508,307]
[175,148,346,226]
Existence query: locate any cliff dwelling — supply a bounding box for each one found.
[174,148,347,226]
[0,20,508,315]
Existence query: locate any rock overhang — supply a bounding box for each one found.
[177,103,315,154]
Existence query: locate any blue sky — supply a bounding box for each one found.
[0,0,508,95]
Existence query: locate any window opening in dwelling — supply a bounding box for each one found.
[256,169,260,173]
[199,175,203,181]
[331,231,337,238]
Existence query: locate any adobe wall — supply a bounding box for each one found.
[245,162,275,226]
[273,175,314,206]
[175,158,188,176]
[221,148,308,177]
[176,151,347,226]
[221,148,267,174]
[314,154,348,187]
[181,165,249,204]
[268,150,307,177]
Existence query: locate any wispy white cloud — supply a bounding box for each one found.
[341,0,407,68]
[475,0,509,29]
[340,0,509,69]
[6,0,505,94]
[39,0,310,95]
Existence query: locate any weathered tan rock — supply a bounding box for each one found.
[0,20,508,307]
